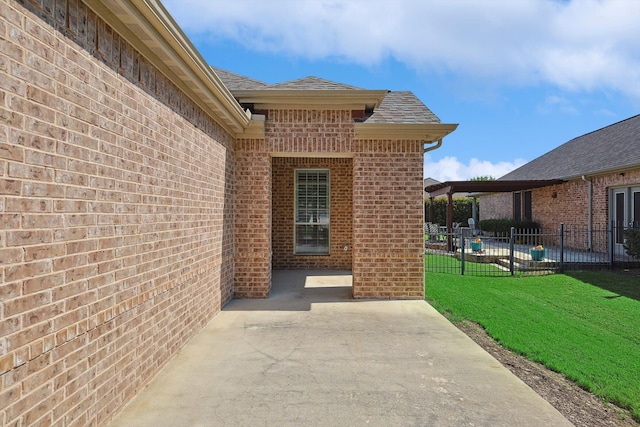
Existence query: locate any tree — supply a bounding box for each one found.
[470,176,496,181]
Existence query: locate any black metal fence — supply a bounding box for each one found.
[425,224,640,276]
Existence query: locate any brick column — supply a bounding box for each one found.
[234,140,272,297]
[352,140,425,299]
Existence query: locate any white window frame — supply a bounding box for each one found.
[294,169,330,255]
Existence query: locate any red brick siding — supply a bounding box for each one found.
[532,181,589,229]
[233,109,357,297]
[591,170,640,228]
[352,140,425,299]
[272,157,352,269]
[266,109,356,154]
[1,1,234,426]
[478,192,512,221]
[480,170,640,252]
[235,110,425,299]
[534,171,640,251]
[234,139,271,298]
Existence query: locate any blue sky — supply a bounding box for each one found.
[162,0,640,181]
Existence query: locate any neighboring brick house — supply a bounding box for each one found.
[479,114,640,252]
[0,0,456,425]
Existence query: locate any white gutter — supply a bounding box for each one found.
[424,139,443,153]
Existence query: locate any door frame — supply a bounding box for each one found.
[611,186,640,254]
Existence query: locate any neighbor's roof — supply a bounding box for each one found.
[501,114,640,180]
[424,177,441,198]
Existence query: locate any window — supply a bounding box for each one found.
[513,192,522,221]
[523,190,532,221]
[513,191,532,221]
[295,170,330,254]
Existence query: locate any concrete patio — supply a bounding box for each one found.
[106,270,572,426]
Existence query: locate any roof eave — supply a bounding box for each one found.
[354,123,458,141]
[563,164,640,181]
[232,89,388,110]
[425,179,565,198]
[89,0,250,134]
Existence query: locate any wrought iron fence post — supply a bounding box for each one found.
[460,228,465,276]
[559,223,564,273]
[609,220,615,268]
[510,227,515,276]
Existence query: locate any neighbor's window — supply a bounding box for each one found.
[295,170,330,254]
[513,192,522,221]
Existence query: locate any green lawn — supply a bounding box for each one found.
[425,253,508,275]
[425,269,640,421]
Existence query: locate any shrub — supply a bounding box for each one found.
[424,198,474,225]
[624,228,640,259]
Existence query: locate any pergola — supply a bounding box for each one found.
[424,179,564,246]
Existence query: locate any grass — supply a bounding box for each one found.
[425,253,508,275]
[425,268,640,421]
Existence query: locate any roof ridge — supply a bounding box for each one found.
[267,76,363,90]
[211,67,268,91]
[499,114,640,180]
[565,113,640,141]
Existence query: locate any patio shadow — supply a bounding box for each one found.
[224,270,353,311]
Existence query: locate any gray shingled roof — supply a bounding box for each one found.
[266,76,363,90]
[365,91,441,124]
[212,67,440,125]
[212,67,267,91]
[501,114,640,180]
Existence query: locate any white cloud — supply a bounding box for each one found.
[424,156,527,182]
[163,0,640,98]
[537,95,579,115]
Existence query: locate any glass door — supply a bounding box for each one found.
[633,188,640,228]
[613,189,626,252]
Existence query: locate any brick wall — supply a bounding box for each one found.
[533,172,640,251]
[1,1,234,425]
[353,140,425,299]
[591,170,640,228]
[478,192,511,221]
[234,139,271,298]
[266,109,356,154]
[532,180,589,229]
[272,157,352,270]
[235,109,425,299]
[479,170,640,252]
[233,109,356,297]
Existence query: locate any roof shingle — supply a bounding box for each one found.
[501,114,640,180]
[365,91,441,124]
[212,67,443,126]
[212,67,268,91]
[267,76,363,90]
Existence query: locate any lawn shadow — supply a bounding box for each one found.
[566,269,640,302]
